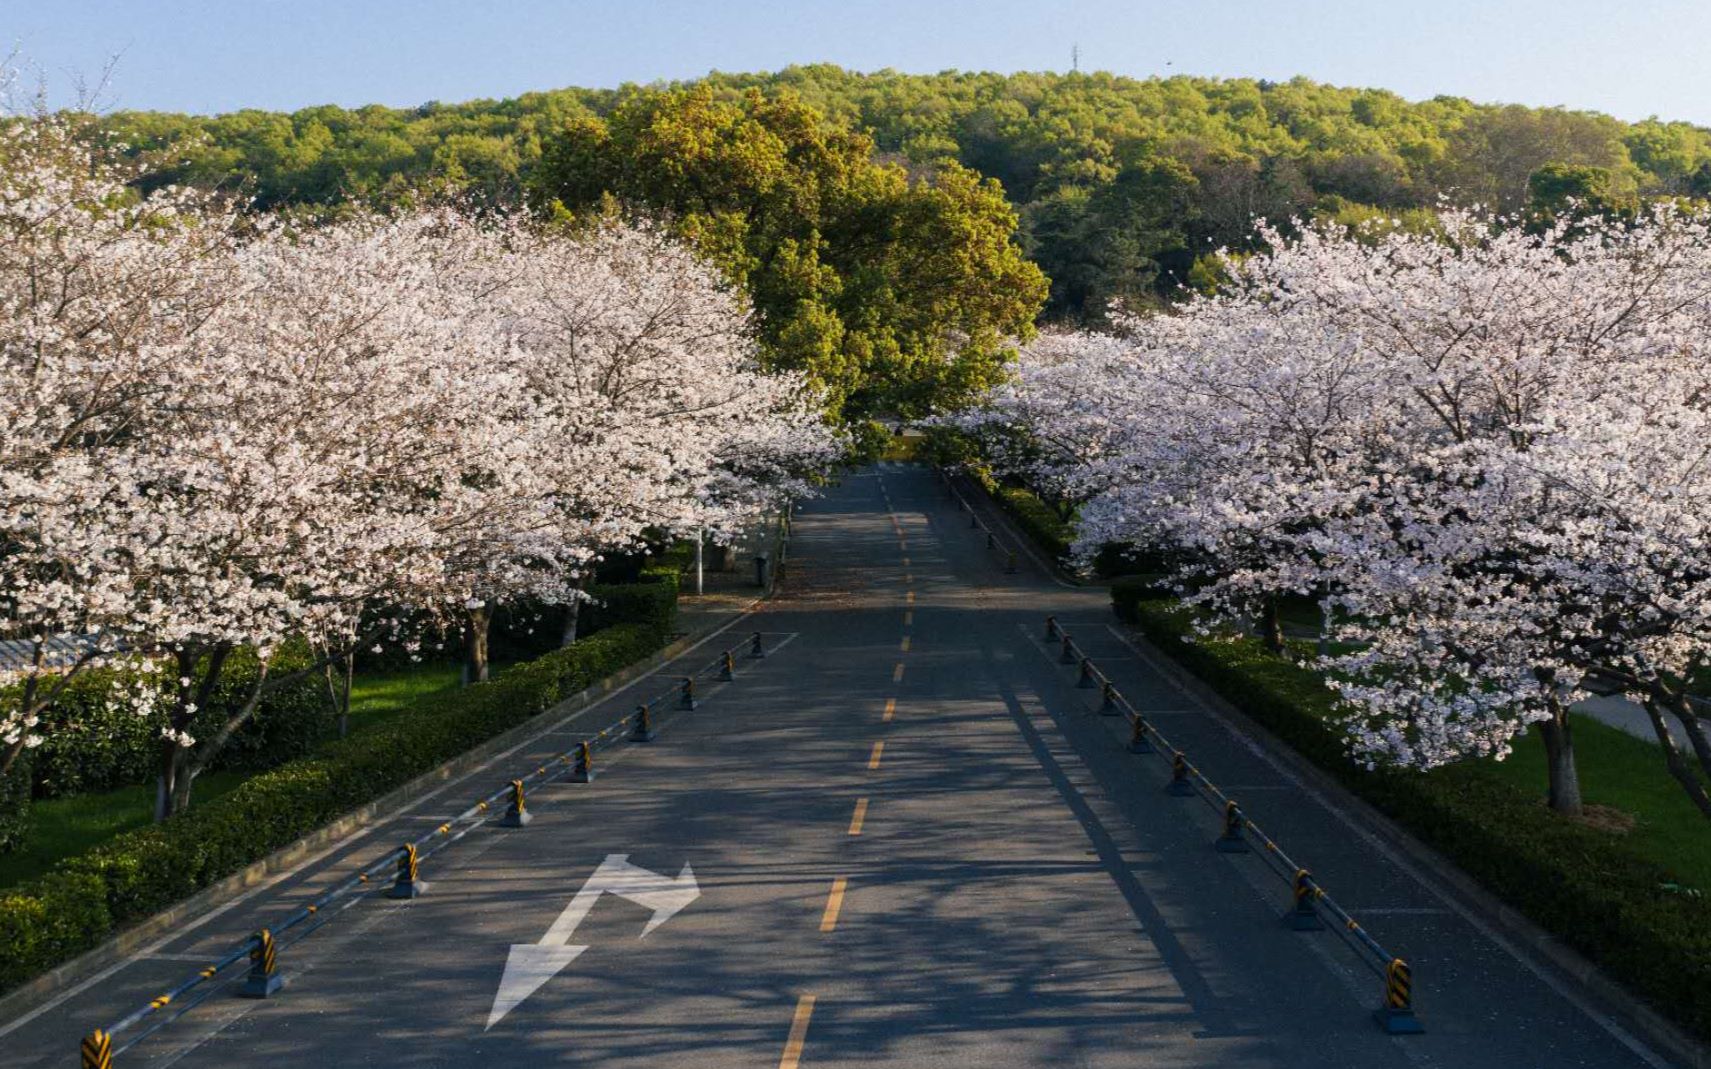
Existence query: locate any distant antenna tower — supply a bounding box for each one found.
[1072,44,1081,72]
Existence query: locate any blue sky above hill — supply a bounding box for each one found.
[13,1,1710,124]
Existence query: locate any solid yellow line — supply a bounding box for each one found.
[848,798,868,836]
[900,636,911,652]
[779,994,817,1069]
[903,610,913,626]
[820,878,848,932]
[892,662,904,683]
[868,740,885,770]
[883,698,896,722]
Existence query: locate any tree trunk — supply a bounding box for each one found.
[1533,698,1583,817]
[325,653,354,738]
[560,593,582,648]
[1666,692,1711,783]
[1258,597,1286,655]
[1642,696,1711,820]
[154,743,193,822]
[464,604,492,685]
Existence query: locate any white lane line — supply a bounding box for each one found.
[0,614,790,1040]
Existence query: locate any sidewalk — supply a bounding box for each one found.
[674,514,785,637]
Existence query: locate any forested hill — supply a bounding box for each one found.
[104,65,1711,323]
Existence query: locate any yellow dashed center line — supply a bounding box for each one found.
[848,798,869,836]
[779,994,817,1069]
[883,698,896,721]
[868,740,885,770]
[906,591,915,605]
[820,878,848,932]
[902,556,911,567]
[903,610,913,626]
[892,662,904,683]
[900,636,911,652]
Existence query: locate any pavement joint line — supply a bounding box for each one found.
[819,879,848,933]
[868,741,885,770]
[779,994,816,1069]
[1095,622,1676,1069]
[847,798,869,836]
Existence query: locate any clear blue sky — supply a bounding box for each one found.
[13,0,1711,125]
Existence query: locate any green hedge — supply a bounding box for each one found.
[968,471,1073,561]
[1122,595,1711,1043]
[0,754,29,854]
[17,644,331,802]
[0,622,665,994]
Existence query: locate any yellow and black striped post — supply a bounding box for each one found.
[386,842,427,899]
[1045,616,1059,641]
[749,630,766,659]
[80,1028,112,1069]
[1127,715,1154,754]
[500,778,531,827]
[1077,657,1097,689]
[719,651,735,682]
[240,928,285,997]
[631,703,657,743]
[1100,679,1119,715]
[1166,751,1195,796]
[1374,958,1424,1034]
[1215,800,1250,853]
[571,740,593,783]
[1059,635,1076,664]
[1285,868,1324,930]
[680,676,697,710]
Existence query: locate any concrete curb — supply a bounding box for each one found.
[1111,620,1707,1069]
[0,565,782,1027]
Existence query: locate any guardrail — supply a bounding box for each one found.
[1042,614,1424,1036]
[934,467,1022,576]
[77,630,788,1068]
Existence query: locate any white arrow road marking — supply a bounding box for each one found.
[487,854,699,1029]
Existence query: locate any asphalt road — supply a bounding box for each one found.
[1,464,1674,1068]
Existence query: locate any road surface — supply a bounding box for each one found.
[0,465,1671,1068]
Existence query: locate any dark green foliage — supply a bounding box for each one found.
[1124,597,1711,1042]
[20,644,331,801]
[0,622,664,993]
[968,470,1073,561]
[0,755,30,854]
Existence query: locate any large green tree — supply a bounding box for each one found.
[529,86,1046,422]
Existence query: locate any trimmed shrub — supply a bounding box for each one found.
[1123,596,1711,1043]
[0,622,664,993]
[21,644,331,800]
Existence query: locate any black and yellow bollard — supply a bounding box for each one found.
[500,778,531,827]
[1077,657,1097,689]
[1285,868,1324,931]
[680,676,697,710]
[1166,751,1195,796]
[1045,616,1059,641]
[1100,679,1120,716]
[239,927,286,997]
[719,651,735,682]
[1214,800,1250,853]
[1005,551,1018,574]
[631,703,657,743]
[386,843,427,899]
[749,630,766,659]
[1127,715,1154,754]
[80,1028,113,1069]
[1059,635,1076,664]
[570,740,593,783]
[1374,958,1425,1034]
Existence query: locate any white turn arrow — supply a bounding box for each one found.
[486,854,698,1029]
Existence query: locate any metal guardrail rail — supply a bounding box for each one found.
[1042,615,1424,1036]
[935,468,1023,576]
[78,630,787,1068]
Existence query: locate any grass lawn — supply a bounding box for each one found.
[1489,712,1711,892]
[0,662,461,891]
